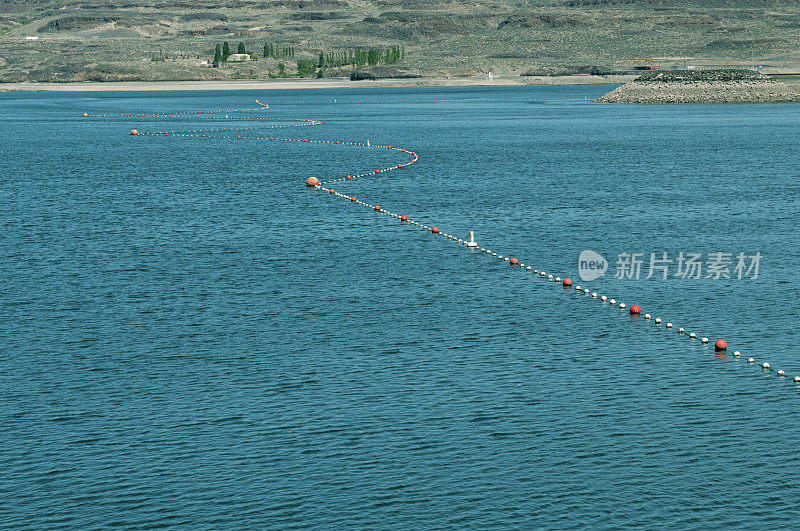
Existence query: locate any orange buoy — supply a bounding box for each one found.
[630,304,641,315]
[509,258,519,266]
[306,177,320,187]
[83,113,88,117]
[715,339,727,351]
[400,215,408,222]
[375,170,380,174]
[432,227,439,234]
[562,278,572,287]
[350,196,357,202]
[374,205,380,211]
[130,129,138,135]
[346,175,352,180]
[329,189,335,194]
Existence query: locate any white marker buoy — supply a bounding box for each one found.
[466,231,478,248]
[748,357,755,363]
[762,362,770,369]
[733,351,741,357]
[701,337,709,344]
[778,370,785,376]
[645,314,651,319]
[601,295,607,302]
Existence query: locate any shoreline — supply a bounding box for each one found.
[0,75,635,93]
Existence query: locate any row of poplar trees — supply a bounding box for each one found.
[213,42,405,68]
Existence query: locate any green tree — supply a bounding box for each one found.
[222,41,230,59]
[214,44,222,64]
[238,41,246,55]
[278,62,285,76]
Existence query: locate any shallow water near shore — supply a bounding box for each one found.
[2,85,800,528]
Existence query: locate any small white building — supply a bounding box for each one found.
[227,53,250,62]
[25,36,39,41]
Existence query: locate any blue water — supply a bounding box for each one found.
[2,86,800,528]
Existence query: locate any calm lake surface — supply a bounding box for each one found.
[2,86,800,528]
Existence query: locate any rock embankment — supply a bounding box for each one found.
[596,69,800,104]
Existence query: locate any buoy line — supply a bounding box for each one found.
[89,99,798,387]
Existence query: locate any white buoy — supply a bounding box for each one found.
[609,299,616,305]
[748,357,755,363]
[778,370,785,376]
[584,289,589,294]
[666,322,672,328]
[645,314,651,319]
[548,274,553,280]
[701,337,709,343]
[733,351,741,357]
[526,266,532,271]
[794,376,800,383]
[678,327,685,334]
[575,285,581,291]
[504,257,509,262]
[540,272,546,277]
[601,295,607,301]
[689,332,696,339]
[619,303,625,309]
[762,362,770,369]
[492,252,497,256]
[555,277,561,282]
[592,292,598,298]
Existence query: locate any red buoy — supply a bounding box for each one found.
[509,258,519,266]
[374,205,380,211]
[130,129,138,135]
[400,215,408,222]
[329,189,335,194]
[715,339,728,351]
[432,227,439,234]
[562,278,572,287]
[375,170,380,174]
[630,305,641,315]
[306,177,320,187]
[350,196,357,202]
[346,175,352,180]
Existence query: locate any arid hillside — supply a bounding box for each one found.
[2,0,800,82]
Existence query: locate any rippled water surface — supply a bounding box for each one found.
[2,86,800,528]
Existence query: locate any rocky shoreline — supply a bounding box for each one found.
[596,70,800,104]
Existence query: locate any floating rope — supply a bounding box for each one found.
[85,99,797,386]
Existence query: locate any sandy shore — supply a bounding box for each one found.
[0,74,636,92]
